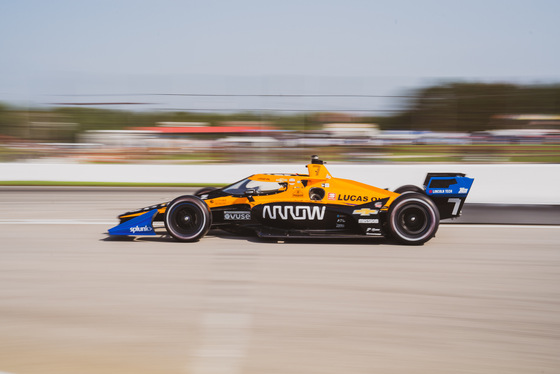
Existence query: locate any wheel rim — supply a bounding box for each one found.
[397,204,429,236]
[169,203,203,237]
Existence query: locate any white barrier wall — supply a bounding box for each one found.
[1,162,559,205]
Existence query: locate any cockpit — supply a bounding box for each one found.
[222,178,288,196]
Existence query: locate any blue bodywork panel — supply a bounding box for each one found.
[108,209,158,236]
[425,176,474,196]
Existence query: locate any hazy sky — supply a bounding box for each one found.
[1,0,559,112]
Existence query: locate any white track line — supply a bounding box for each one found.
[0,219,114,225]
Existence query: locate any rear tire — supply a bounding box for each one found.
[164,195,211,242]
[394,184,425,194]
[388,193,439,245]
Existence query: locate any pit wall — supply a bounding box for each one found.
[1,162,558,205]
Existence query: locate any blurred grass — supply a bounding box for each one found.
[0,144,558,164]
[384,144,560,163]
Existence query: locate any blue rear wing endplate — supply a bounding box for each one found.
[425,176,474,196]
[108,209,158,236]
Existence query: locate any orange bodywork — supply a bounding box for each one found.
[205,162,399,209]
[118,162,400,222]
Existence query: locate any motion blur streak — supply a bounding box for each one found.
[1,83,560,165]
[0,189,559,374]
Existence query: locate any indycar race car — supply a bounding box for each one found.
[108,156,474,245]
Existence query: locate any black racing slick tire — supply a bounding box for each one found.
[388,192,440,245]
[394,184,425,195]
[164,195,212,242]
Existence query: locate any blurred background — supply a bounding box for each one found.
[1,1,559,167]
[1,83,560,164]
[2,3,560,374]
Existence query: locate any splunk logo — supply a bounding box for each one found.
[263,205,326,221]
[129,225,153,234]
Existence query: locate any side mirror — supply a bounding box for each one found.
[244,189,256,196]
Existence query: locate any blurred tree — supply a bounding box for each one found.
[0,103,8,134]
[382,83,560,132]
[0,104,28,138]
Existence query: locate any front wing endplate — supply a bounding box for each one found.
[108,209,158,236]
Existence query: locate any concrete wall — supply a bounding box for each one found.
[1,162,559,205]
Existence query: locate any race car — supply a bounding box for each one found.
[108,155,474,245]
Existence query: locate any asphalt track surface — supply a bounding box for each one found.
[1,187,560,374]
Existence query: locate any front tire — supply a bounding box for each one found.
[164,195,211,242]
[194,187,217,198]
[388,193,439,245]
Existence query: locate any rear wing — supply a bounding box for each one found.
[423,173,474,220]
